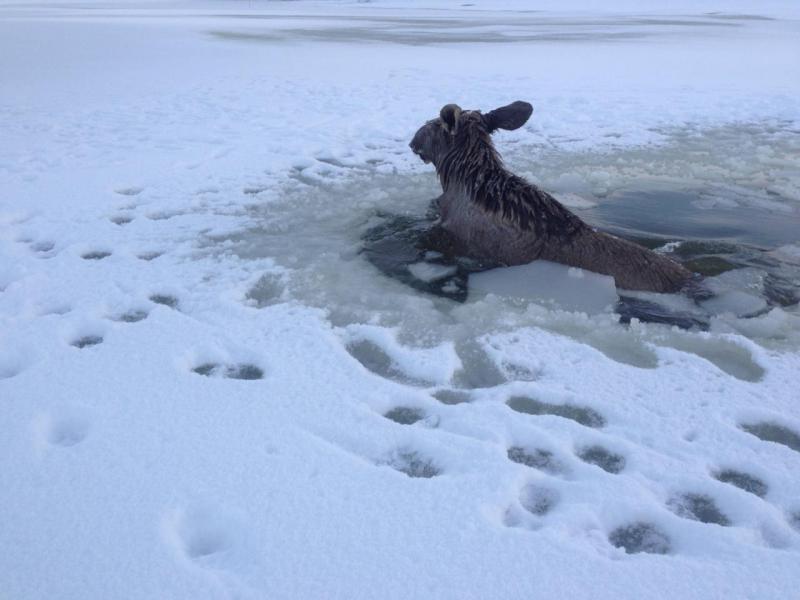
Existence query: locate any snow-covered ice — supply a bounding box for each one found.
[1,1,800,599]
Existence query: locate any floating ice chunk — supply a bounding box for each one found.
[712,307,799,341]
[701,290,767,317]
[407,262,457,283]
[469,260,618,314]
[771,244,800,264]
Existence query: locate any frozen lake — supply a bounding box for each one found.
[1,1,799,599]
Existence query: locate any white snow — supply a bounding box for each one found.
[2,1,800,599]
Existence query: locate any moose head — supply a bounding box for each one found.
[408,101,533,167]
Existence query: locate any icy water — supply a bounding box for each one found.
[208,11,780,46]
[206,122,800,384]
[361,190,800,330]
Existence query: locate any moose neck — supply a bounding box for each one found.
[435,127,512,215]
[434,123,590,237]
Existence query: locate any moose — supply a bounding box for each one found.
[409,101,693,293]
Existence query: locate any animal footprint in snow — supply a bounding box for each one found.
[432,389,471,405]
[31,240,54,252]
[30,240,55,256]
[113,309,149,323]
[110,215,133,225]
[165,504,248,568]
[504,484,560,530]
[609,522,671,555]
[71,335,103,349]
[507,396,606,428]
[36,409,90,448]
[150,294,179,309]
[0,350,29,380]
[192,363,264,380]
[346,339,434,387]
[788,511,800,533]
[138,251,163,261]
[383,450,441,478]
[114,186,143,196]
[82,250,112,260]
[713,468,768,498]
[383,407,426,425]
[667,493,730,526]
[519,484,560,516]
[740,421,800,453]
[507,446,566,475]
[576,445,626,474]
[451,339,506,389]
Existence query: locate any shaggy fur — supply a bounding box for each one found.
[409,102,693,293]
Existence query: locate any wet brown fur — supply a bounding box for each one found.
[410,103,693,293]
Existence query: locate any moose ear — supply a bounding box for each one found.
[483,101,533,133]
[439,103,463,135]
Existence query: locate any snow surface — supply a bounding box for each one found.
[2,1,800,599]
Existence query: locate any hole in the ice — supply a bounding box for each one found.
[507,396,606,428]
[114,310,149,323]
[451,339,507,389]
[345,339,433,387]
[71,335,103,349]
[384,407,425,425]
[138,251,162,261]
[245,273,284,307]
[507,446,565,475]
[385,451,440,478]
[150,294,179,309]
[110,215,133,225]
[740,422,800,453]
[519,484,559,516]
[432,389,471,405]
[82,251,111,260]
[667,493,730,526]
[609,522,671,555]
[713,469,768,498]
[360,210,797,332]
[577,445,625,474]
[192,363,264,380]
